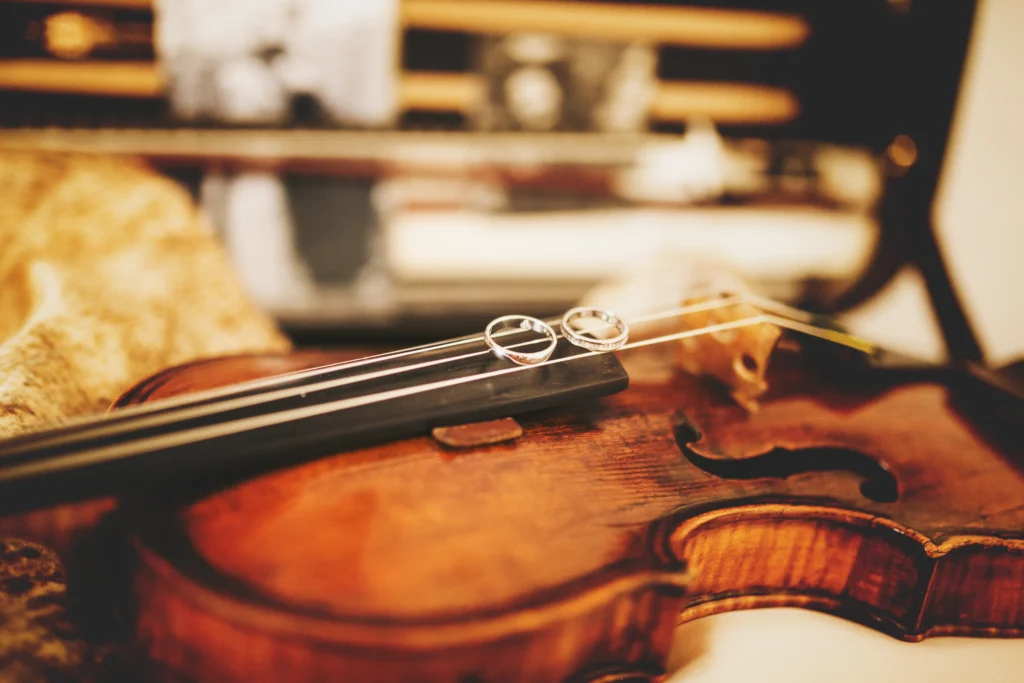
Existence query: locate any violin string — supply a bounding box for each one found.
[84,287,767,421]
[1,294,756,450]
[101,286,737,413]
[75,289,743,423]
[0,292,874,463]
[0,314,764,478]
[21,291,748,436]
[0,312,874,481]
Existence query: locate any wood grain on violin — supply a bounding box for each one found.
[61,344,1018,683]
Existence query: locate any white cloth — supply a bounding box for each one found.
[155,0,399,126]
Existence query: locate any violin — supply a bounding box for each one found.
[0,292,1021,682]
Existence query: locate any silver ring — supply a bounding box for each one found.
[560,307,629,352]
[484,315,558,366]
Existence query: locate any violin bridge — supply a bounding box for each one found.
[675,297,781,412]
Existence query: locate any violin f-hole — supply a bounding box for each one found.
[672,421,899,503]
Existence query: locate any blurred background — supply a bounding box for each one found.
[3,0,1018,370]
[0,0,1022,680]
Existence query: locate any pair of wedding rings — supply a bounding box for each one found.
[484,307,630,366]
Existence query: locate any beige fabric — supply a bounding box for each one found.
[0,152,289,439]
[0,151,289,681]
[0,538,114,682]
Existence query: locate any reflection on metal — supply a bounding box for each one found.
[887,0,913,16]
[886,134,918,176]
[44,12,116,59]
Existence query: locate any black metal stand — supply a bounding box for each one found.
[805,0,984,363]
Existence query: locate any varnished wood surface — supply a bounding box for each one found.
[103,347,1024,682]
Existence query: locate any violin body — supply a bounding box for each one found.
[25,343,1014,682]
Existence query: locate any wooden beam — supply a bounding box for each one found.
[0,60,162,98]
[402,0,809,50]
[10,0,810,51]
[10,0,151,8]
[0,61,799,125]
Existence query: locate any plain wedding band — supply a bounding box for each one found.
[560,307,629,352]
[484,315,558,366]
